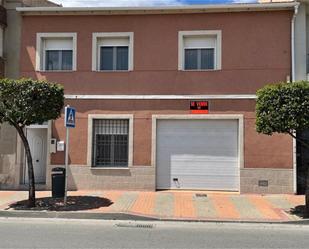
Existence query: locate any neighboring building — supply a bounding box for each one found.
[14,2,300,194]
[0,0,10,189]
[253,0,309,195]
[259,0,309,195]
[293,0,309,194]
[0,0,59,189]
[0,1,6,78]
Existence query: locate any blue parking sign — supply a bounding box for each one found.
[65,106,76,128]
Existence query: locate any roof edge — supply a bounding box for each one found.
[16,2,298,15]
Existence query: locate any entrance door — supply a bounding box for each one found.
[297,130,309,194]
[24,128,47,184]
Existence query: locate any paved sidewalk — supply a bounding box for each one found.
[0,190,305,222]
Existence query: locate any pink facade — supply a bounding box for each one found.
[19,6,295,193]
[21,11,291,95]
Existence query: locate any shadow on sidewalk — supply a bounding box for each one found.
[289,205,305,219]
[9,196,113,211]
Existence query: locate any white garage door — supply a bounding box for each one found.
[156,119,239,191]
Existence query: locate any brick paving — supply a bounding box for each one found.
[0,190,305,222]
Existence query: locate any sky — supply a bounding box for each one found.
[50,0,258,7]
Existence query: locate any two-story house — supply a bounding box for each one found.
[0,0,60,190]
[14,2,298,194]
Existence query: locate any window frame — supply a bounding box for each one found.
[178,30,222,71]
[44,49,73,71]
[87,114,134,168]
[184,47,216,70]
[98,45,129,71]
[92,32,134,72]
[36,32,77,72]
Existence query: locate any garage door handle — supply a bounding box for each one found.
[36,159,39,162]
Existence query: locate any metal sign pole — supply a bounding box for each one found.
[64,126,69,205]
[63,105,75,206]
[64,104,70,205]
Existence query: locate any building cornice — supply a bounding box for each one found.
[16,2,297,16]
[64,94,257,100]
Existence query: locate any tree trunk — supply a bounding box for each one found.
[16,127,36,207]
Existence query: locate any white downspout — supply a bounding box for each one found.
[292,3,299,194]
[291,3,299,84]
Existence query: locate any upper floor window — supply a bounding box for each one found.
[100,43,128,71]
[45,39,73,71]
[178,30,222,71]
[92,32,134,72]
[36,33,77,72]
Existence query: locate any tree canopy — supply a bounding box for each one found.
[256,81,309,137]
[0,78,64,127]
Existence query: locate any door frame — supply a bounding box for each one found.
[23,122,50,184]
[151,114,244,190]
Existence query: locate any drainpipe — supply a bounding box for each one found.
[291,3,299,194]
[291,3,299,83]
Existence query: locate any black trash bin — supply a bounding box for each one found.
[51,167,65,198]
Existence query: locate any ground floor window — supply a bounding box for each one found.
[92,119,129,167]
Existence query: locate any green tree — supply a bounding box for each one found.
[0,79,64,207]
[256,81,309,217]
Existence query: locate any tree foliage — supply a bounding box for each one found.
[0,78,64,207]
[256,81,309,136]
[0,78,64,127]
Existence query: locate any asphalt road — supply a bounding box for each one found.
[0,218,308,248]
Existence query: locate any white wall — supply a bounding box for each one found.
[295,3,307,81]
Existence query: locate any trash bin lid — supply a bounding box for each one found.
[51,167,65,173]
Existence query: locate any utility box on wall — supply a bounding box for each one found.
[50,138,56,153]
[56,141,65,152]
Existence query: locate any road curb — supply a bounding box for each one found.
[0,210,308,224]
[0,210,156,221]
[282,219,309,225]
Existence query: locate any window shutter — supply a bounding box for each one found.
[97,37,129,47]
[44,38,73,50]
[184,36,216,49]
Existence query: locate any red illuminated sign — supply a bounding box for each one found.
[190,101,209,114]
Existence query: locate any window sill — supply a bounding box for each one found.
[179,69,221,72]
[90,167,130,170]
[93,70,132,73]
[37,70,76,73]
